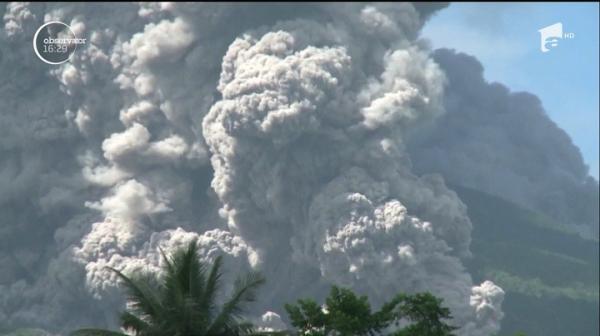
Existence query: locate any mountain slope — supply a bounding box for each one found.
[453,185,599,336]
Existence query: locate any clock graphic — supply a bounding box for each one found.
[33,21,85,65]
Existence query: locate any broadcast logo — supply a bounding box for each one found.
[538,22,575,53]
[33,21,86,64]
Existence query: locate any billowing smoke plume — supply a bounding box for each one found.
[9,2,599,335]
[408,49,599,238]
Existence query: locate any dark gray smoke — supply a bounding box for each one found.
[408,49,599,238]
[6,3,594,335]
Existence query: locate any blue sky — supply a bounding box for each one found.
[422,2,599,180]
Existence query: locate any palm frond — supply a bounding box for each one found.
[178,240,205,295]
[163,240,206,300]
[222,320,258,336]
[197,254,223,319]
[120,311,152,333]
[158,245,175,274]
[207,271,266,334]
[160,239,210,332]
[106,266,163,322]
[75,246,265,336]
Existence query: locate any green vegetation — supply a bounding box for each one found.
[484,269,598,302]
[285,286,457,336]
[71,240,266,336]
[65,240,476,336]
[453,185,599,336]
[8,185,595,335]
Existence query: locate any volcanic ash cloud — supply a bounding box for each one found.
[408,49,599,238]
[0,3,505,335]
[203,28,504,335]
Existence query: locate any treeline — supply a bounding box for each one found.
[70,240,525,336]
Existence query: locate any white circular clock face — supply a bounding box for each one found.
[33,21,85,65]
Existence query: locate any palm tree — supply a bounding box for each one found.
[71,239,266,336]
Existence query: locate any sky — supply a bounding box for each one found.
[422,2,600,180]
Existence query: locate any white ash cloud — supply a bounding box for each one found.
[0,2,214,330]
[254,311,287,332]
[10,3,596,336]
[300,167,503,333]
[464,281,505,336]
[202,22,501,335]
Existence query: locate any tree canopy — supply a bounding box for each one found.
[71,240,265,336]
[284,286,457,336]
[68,240,525,336]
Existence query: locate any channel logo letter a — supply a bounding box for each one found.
[538,22,563,53]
